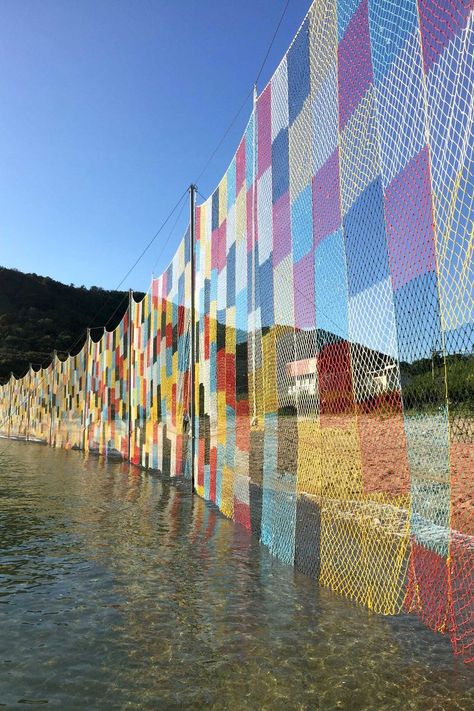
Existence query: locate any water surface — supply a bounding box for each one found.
[0,440,472,709]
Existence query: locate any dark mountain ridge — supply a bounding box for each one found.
[0,266,144,383]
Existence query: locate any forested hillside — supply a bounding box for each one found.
[0,266,144,383]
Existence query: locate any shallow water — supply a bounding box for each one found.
[0,441,472,710]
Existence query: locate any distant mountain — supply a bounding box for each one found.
[0,266,144,383]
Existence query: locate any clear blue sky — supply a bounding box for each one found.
[0,0,310,292]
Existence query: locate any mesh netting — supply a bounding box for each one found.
[130,233,191,475]
[194,0,473,663]
[0,0,472,665]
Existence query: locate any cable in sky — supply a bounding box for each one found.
[151,191,188,276]
[0,186,190,450]
[194,0,291,186]
[63,186,189,358]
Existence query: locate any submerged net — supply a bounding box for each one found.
[0,0,472,664]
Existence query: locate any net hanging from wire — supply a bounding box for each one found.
[0,0,472,665]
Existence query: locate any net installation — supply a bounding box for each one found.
[0,0,472,665]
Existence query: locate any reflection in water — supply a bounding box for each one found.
[0,441,472,709]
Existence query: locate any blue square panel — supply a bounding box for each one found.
[259,257,274,329]
[394,271,443,363]
[272,128,289,204]
[368,0,418,84]
[315,228,349,341]
[212,188,219,231]
[287,17,310,124]
[245,113,255,189]
[227,158,236,211]
[343,177,390,296]
[291,185,313,263]
[226,242,236,308]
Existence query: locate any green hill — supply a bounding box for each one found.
[0,266,144,383]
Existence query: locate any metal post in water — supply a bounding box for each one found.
[82,328,90,452]
[128,289,134,464]
[26,364,32,442]
[7,373,13,439]
[189,184,197,493]
[49,350,56,446]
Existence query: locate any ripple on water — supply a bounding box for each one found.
[0,440,472,710]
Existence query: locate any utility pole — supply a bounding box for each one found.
[189,184,197,492]
[128,289,134,463]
